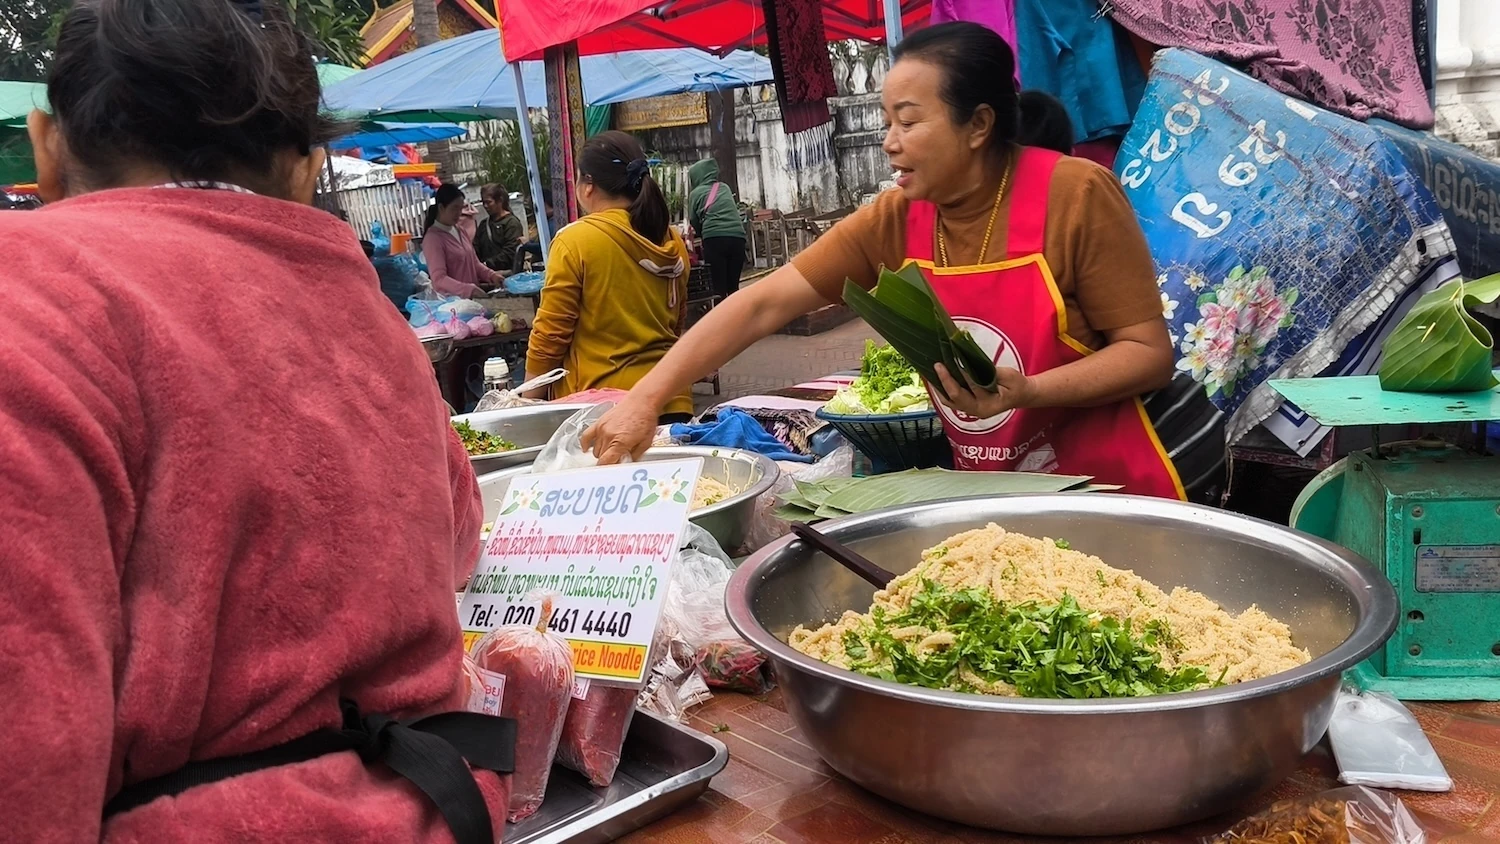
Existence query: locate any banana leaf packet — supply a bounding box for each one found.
[843,263,999,402]
[1379,273,1500,393]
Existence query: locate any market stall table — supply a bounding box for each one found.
[432,327,530,412]
[621,690,1500,843]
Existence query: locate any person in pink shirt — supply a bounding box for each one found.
[422,183,501,298]
[2,1,512,841]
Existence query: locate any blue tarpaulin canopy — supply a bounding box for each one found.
[323,29,773,121]
[329,121,468,150]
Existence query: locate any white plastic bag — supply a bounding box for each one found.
[1327,688,1452,792]
[532,403,614,473]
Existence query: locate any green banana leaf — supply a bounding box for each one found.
[1380,274,1500,393]
[844,263,999,401]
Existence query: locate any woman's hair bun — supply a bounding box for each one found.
[47,0,339,194]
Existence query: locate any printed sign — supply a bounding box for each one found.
[615,92,708,131]
[459,459,701,684]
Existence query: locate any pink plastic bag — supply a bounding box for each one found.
[471,594,575,822]
[555,683,637,787]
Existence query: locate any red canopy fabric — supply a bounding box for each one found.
[497,0,931,61]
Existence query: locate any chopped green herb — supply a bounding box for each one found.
[1055,539,1072,550]
[932,546,949,558]
[1095,570,1108,586]
[840,581,1216,699]
[712,723,731,734]
[452,420,518,456]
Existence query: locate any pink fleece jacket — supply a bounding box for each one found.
[0,188,502,842]
[423,224,498,298]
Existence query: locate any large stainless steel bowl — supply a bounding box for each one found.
[477,446,779,552]
[725,495,1398,836]
[453,404,594,474]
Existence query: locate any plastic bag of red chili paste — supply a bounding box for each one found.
[555,525,729,784]
[470,592,575,821]
[555,680,638,787]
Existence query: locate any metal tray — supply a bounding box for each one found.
[453,404,593,474]
[507,710,728,844]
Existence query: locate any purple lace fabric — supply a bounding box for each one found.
[1108,0,1433,128]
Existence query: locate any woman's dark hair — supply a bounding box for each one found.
[1017,90,1075,155]
[892,22,1019,152]
[423,183,465,234]
[47,0,340,197]
[578,130,669,245]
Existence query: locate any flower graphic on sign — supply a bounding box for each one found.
[639,471,690,508]
[500,483,543,515]
[1176,265,1298,399]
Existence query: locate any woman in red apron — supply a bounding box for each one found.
[587,22,1184,500]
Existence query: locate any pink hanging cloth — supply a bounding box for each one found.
[929,0,1020,85]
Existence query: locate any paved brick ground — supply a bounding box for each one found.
[693,320,878,412]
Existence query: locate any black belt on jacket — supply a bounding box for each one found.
[104,699,516,844]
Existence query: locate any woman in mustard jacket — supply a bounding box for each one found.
[525,131,694,421]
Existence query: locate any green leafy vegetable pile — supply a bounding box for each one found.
[452,420,518,456]
[824,341,932,415]
[841,581,1220,699]
[842,263,999,402]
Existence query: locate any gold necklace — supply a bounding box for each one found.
[937,162,1013,268]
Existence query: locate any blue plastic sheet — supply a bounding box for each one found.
[323,30,773,119]
[1370,119,1500,281]
[1117,49,1455,447]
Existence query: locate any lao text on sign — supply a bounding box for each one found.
[459,459,702,684]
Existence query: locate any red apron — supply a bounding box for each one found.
[906,147,1185,500]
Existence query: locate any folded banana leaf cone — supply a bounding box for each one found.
[1380,274,1500,393]
[843,263,999,402]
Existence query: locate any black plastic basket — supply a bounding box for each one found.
[815,408,948,474]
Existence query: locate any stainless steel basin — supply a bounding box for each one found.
[725,494,1398,836]
[452,404,594,474]
[477,446,779,552]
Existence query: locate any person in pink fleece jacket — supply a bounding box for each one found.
[423,183,502,298]
[1,1,512,841]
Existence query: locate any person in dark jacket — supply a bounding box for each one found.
[1017,90,1075,155]
[474,183,525,272]
[687,159,746,301]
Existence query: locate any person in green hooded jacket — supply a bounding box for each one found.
[687,158,746,301]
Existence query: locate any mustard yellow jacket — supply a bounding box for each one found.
[526,209,693,415]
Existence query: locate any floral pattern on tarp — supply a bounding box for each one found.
[1175,266,1299,399]
[1117,50,1450,447]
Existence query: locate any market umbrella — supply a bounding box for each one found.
[316,62,362,88]
[0,82,45,185]
[322,29,774,121]
[0,81,47,128]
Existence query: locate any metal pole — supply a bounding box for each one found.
[883,0,904,60]
[511,61,552,257]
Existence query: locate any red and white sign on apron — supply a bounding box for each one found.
[905,147,1185,500]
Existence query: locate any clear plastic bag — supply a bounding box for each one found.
[740,445,854,554]
[638,526,773,719]
[555,681,638,787]
[666,525,736,646]
[637,621,712,722]
[1199,786,1426,844]
[1328,688,1453,791]
[697,640,772,695]
[532,403,613,473]
[470,592,575,822]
